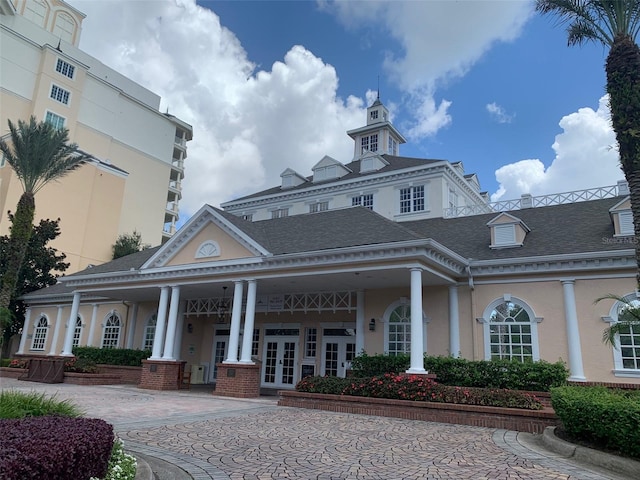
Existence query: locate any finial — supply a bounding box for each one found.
[377,75,380,100]
[56,38,62,52]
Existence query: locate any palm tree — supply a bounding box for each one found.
[537,1,640,275]
[596,293,640,346]
[0,116,88,337]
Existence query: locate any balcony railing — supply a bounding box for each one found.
[174,135,186,147]
[443,181,628,219]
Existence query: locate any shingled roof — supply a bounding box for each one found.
[403,196,631,260]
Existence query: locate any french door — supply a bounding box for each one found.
[321,328,356,377]
[261,328,299,388]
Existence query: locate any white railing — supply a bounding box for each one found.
[443,182,628,218]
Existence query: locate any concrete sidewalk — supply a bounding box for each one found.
[2,378,638,479]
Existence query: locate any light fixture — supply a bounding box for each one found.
[217,286,231,323]
[369,318,376,331]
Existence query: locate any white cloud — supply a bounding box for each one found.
[491,96,622,201]
[486,102,514,124]
[322,0,532,139]
[69,0,364,217]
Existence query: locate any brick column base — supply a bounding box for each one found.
[139,360,184,390]
[215,363,260,398]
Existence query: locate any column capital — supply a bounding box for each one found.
[560,279,576,285]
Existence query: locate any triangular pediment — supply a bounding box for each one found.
[609,196,631,212]
[486,212,530,230]
[142,205,270,269]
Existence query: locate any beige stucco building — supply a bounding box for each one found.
[0,0,193,272]
[15,97,640,392]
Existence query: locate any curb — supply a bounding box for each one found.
[542,426,640,478]
[133,453,152,480]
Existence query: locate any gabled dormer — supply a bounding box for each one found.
[280,168,307,189]
[347,96,406,160]
[312,156,350,183]
[609,197,634,236]
[487,212,530,249]
[359,151,390,174]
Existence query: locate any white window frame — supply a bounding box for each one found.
[195,240,220,259]
[370,110,378,120]
[142,313,157,351]
[50,84,71,105]
[399,185,425,214]
[618,211,634,236]
[493,224,517,246]
[271,208,289,219]
[480,296,540,362]
[309,201,328,213]
[382,299,427,356]
[352,193,373,210]
[55,58,75,79]
[101,311,122,349]
[72,316,83,347]
[31,315,49,351]
[304,327,317,359]
[45,110,66,130]
[605,293,640,377]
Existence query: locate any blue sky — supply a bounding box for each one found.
[70,0,623,217]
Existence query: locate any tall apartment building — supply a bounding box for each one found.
[0,0,192,272]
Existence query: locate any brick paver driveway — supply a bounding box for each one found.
[0,379,630,480]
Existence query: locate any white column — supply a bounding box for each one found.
[449,285,460,358]
[17,307,32,354]
[173,300,186,360]
[562,280,586,381]
[356,290,365,354]
[224,281,244,363]
[150,286,170,360]
[407,268,427,374]
[240,280,257,363]
[62,292,81,356]
[48,306,64,355]
[86,304,98,347]
[162,286,181,360]
[126,303,139,349]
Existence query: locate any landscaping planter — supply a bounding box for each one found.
[0,367,28,379]
[278,390,559,434]
[97,364,142,384]
[63,372,121,385]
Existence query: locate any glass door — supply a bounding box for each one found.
[321,328,356,377]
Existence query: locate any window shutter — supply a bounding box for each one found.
[619,211,634,235]
[494,224,516,245]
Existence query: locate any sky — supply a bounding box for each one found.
[67,0,624,220]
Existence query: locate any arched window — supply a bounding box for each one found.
[142,314,157,351]
[481,296,540,362]
[72,316,83,347]
[31,315,49,350]
[383,299,427,356]
[24,0,48,28]
[53,11,75,44]
[101,312,121,349]
[606,293,640,375]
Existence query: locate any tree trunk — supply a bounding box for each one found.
[606,34,640,287]
[0,192,35,309]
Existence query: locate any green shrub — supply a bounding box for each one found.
[64,357,99,374]
[350,353,568,391]
[350,352,410,376]
[423,356,568,391]
[72,346,151,366]
[0,358,10,367]
[551,386,640,458]
[296,374,543,410]
[0,390,83,419]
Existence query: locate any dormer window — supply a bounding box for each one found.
[487,213,529,248]
[280,168,306,189]
[609,197,634,236]
[312,156,350,183]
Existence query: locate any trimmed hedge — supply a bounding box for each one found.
[350,353,568,392]
[0,416,114,480]
[72,346,151,366]
[297,374,543,410]
[551,386,640,459]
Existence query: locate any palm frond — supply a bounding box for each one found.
[595,293,640,346]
